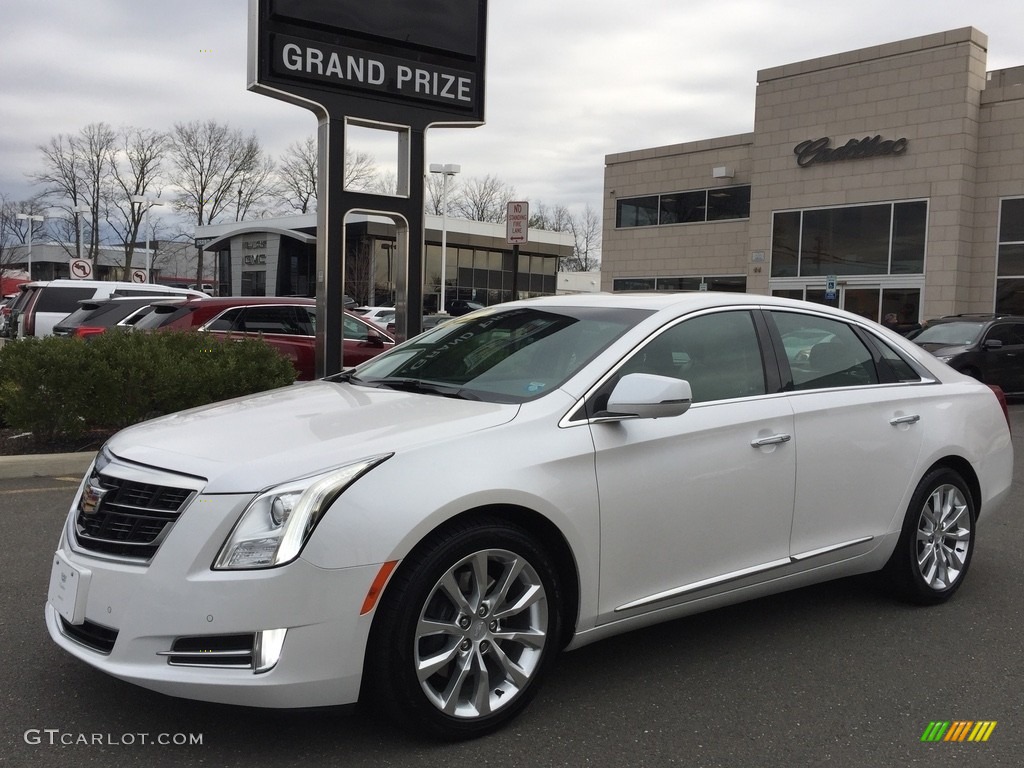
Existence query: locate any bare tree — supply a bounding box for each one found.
[449,174,517,223]
[277,136,318,214]
[563,204,602,272]
[424,172,457,216]
[236,151,278,221]
[107,127,168,279]
[32,123,117,259]
[167,120,264,284]
[276,136,379,214]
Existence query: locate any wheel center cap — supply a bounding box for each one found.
[471,620,487,641]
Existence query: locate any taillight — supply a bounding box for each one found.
[988,385,1011,434]
[74,326,106,339]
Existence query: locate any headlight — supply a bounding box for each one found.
[213,456,390,570]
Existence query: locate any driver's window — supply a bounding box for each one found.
[619,311,766,403]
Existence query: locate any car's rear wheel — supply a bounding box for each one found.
[884,468,976,604]
[365,518,563,739]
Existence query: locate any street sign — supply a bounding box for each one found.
[506,201,529,244]
[69,259,94,280]
[130,269,149,284]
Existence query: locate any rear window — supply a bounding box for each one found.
[132,304,194,330]
[35,287,96,313]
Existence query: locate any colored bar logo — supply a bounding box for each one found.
[921,721,997,742]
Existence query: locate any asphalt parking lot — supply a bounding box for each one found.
[1,409,1022,768]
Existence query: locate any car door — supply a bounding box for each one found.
[979,321,1024,393]
[767,310,926,559]
[590,309,796,623]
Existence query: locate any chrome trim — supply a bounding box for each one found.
[889,414,921,426]
[614,557,792,612]
[614,535,876,612]
[790,536,875,562]
[750,433,792,447]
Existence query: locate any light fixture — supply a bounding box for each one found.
[72,204,92,260]
[131,195,165,281]
[429,163,460,314]
[15,213,44,280]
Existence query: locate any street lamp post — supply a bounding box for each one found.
[72,204,92,260]
[429,163,460,314]
[15,213,44,280]
[131,195,165,281]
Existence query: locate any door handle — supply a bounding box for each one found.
[751,434,792,447]
[889,414,920,426]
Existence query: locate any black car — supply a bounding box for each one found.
[911,313,1024,394]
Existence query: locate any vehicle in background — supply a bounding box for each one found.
[51,296,191,339]
[9,280,205,339]
[134,296,394,380]
[0,293,18,337]
[910,313,1024,395]
[352,306,396,328]
[189,283,216,296]
[446,299,485,316]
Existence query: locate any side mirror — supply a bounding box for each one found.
[982,339,1004,351]
[596,373,692,421]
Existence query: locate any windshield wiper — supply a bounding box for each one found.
[364,377,480,400]
[325,368,362,384]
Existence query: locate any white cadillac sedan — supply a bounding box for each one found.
[46,293,1013,738]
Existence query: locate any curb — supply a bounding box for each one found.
[0,452,95,480]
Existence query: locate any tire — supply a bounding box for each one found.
[364,517,563,739]
[884,468,976,605]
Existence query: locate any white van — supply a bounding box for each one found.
[13,280,206,338]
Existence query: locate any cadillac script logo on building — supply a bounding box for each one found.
[794,135,909,167]
[273,35,476,109]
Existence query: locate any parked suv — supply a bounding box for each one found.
[134,296,395,379]
[51,295,191,338]
[911,313,1024,394]
[10,280,204,339]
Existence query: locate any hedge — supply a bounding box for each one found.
[0,331,297,441]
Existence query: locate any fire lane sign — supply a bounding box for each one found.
[507,201,529,245]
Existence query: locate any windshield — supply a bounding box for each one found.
[913,321,984,347]
[347,305,650,403]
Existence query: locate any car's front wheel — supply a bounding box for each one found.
[365,517,563,739]
[884,468,976,604]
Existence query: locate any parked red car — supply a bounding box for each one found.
[133,296,395,380]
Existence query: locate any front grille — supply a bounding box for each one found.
[160,634,256,669]
[74,471,194,561]
[60,617,118,655]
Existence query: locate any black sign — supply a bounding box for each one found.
[794,135,909,168]
[251,0,487,124]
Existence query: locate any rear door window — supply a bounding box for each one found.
[770,312,879,390]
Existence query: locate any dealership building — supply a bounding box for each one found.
[602,27,1024,327]
[194,213,573,310]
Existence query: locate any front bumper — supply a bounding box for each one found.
[46,469,382,708]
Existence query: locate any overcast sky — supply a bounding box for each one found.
[2,1,1022,223]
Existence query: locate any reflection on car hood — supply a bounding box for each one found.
[917,343,969,355]
[106,381,518,492]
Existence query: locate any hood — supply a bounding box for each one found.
[106,381,519,492]
[917,342,969,356]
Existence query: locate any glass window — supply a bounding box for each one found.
[872,339,921,383]
[613,278,656,292]
[802,205,890,276]
[36,287,95,313]
[660,191,706,224]
[707,186,751,221]
[891,201,927,274]
[997,244,1024,276]
[616,196,659,227]
[344,314,371,341]
[239,306,312,335]
[206,307,244,332]
[771,212,801,277]
[1000,198,1024,244]
[996,277,1024,315]
[770,311,878,390]
[619,311,766,403]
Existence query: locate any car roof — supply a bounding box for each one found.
[153,295,315,308]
